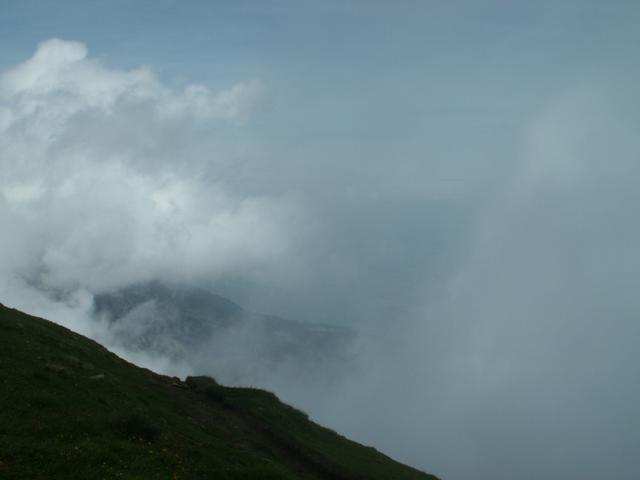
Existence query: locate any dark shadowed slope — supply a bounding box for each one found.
[0,302,439,480]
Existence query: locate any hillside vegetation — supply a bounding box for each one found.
[0,302,439,480]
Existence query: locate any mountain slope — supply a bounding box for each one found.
[0,302,439,480]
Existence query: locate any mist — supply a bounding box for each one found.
[2,2,640,480]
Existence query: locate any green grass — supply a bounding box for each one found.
[0,302,439,480]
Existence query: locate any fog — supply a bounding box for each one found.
[2,2,640,479]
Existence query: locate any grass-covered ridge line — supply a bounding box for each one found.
[0,302,439,479]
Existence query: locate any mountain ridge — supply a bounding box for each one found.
[0,301,439,479]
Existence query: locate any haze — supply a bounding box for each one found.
[1,2,639,479]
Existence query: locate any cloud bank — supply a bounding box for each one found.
[0,39,294,320]
[310,83,640,480]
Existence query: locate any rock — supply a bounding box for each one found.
[89,373,105,380]
[170,377,186,389]
[185,376,218,390]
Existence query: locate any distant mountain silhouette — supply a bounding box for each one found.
[93,281,357,386]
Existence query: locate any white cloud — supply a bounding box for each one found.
[0,39,295,305]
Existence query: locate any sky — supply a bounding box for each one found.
[1,2,640,479]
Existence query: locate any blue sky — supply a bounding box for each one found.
[2,2,636,178]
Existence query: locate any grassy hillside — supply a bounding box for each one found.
[0,302,439,480]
